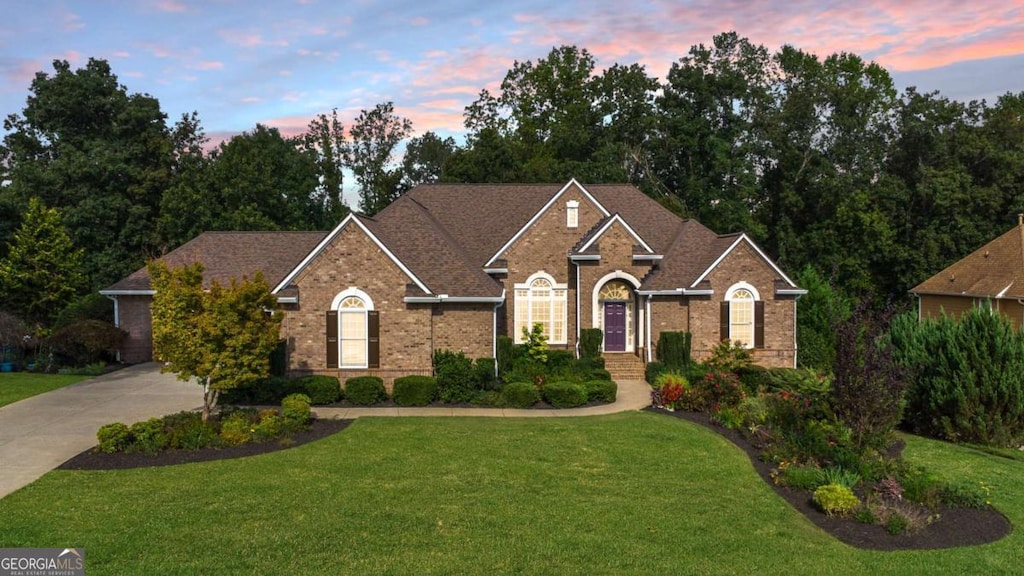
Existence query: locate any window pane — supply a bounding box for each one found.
[341,311,366,338]
[730,300,754,347]
[341,340,366,366]
[551,289,566,343]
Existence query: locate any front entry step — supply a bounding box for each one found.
[601,353,646,382]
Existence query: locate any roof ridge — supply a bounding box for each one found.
[404,195,500,279]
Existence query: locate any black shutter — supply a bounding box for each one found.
[326,310,338,369]
[754,301,765,349]
[368,310,380,368]
[720,301,730,341]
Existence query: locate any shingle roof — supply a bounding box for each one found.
[911,221,1024,298]
[102,231,328,292]
[639,220,732,291]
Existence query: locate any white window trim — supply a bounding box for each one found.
[514,272,568,344]
[566,200,579,229]
[725,282,759,349]
[332,287,374,369]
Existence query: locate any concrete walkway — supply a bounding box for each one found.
[0,367,652,500]
[313,378,652,419]
[0,363,200,499]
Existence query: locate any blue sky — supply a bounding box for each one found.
[2,0,1023,145]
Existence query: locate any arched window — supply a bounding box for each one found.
[339,296,367,367]
[722,283,763,349]
[327,288,378,369]
[514,273,567,344]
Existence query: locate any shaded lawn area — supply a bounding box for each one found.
[0,373,91,408]
[0,412,1020,575]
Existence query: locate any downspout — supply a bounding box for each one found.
[793,293,803,369]
[646,295,653,363]
[104,294,121,363]
[493,301,501,378]
[574,260,581,359]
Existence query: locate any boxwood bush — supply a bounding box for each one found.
[502,382,540,408]
[345,376,387,405]
[96,422,131,454]
[281,393,312,429]
[300,375,342,405]
[393,375,438,406]
[543,380,588,408]
[584,380,617,403]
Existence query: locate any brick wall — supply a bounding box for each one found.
[117,295,154,364]
[283,224,433,379]
[694,241,797,368]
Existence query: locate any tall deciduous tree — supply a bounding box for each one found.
[401,131,456,189]
[0,58,173,288]
[149,261,281,421]
[346,102,412,216]
[0,197,86,325]
[300,109,350,227]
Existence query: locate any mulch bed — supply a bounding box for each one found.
[646,407,1012,551]
[58,418,353,471]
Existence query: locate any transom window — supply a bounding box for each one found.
[514,274,567,344]
[599,280,631,301]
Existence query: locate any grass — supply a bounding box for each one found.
[0,412,1021,575]
[0,372,91,408]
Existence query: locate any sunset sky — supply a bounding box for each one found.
[2,0,1023,144]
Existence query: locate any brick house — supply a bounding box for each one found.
[911,217,1024,329]
[102,180,805,380]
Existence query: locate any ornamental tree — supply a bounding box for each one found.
[148,261,281,421]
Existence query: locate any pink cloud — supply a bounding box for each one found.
[218,29,289,48]
[241,96,262,104]
[194,60,223,70]
[155,1,188,13]
[61,10,84,32]
[411,17,429,26]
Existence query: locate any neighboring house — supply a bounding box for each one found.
[911,216,1024,329]
[101,179,805,381]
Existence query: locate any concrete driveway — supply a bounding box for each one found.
[0,363,201,499]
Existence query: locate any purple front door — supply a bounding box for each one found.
[604,302,627,352]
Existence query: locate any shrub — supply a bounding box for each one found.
[345,376,387,406]
[502,382,540,408]
[496,335,515,376]
[470,390,502,407]
[812,484,860,517]
[301,375,341,405]
[653,372,704,411]
[705,340,752,372]
[45,319,126,367]
[96,422,131,454]
[656,331,691,370]
[128,418,169,454]
[775,463,822,490]
[164,411,219,450]
[253,412,284,441]
[434,349,478,403]
[547,350,575,373]
[873,477,903,502]
[939,480,990,509]
[795,265,852,371]
[281,393,312,429]
[885,511,909,535]
[504,356,547,386]
[580,328,603,359]
[584,380,617,403]
[522,323,549,364]
[645,361,667,384]
[817,466,861,489]
[393,375,438,406]
[221,376,304,406]
[736,395,769,426]
[543,380,588,408]
[701,371,746,410]
[711,406,744,430]
[898,465,942,508]
[474,358,497,388]
[854,505,878,524]
[220,411,254,446]
[736,364,770,393]
[831,306,908,452]
[890,307,1024,446]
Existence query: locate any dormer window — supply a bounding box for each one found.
[566,200,579,228]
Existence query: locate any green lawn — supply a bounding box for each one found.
[0,372,91,408]
[0,412,1020,575]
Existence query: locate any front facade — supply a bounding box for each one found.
[911,217,1024,329]
[102,180,805,381]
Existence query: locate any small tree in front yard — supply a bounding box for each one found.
[149,261,281,421]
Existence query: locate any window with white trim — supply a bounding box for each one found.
[566,200,579,229]
[722,283,763,350]
[514,274,567,343]
[729,289,755,348]
[339,296,367,367]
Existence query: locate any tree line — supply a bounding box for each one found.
[1,31,1022,337]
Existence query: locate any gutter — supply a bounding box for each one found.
[574,260,581,358]
[103,293,121,363]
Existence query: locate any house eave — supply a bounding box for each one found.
[569,254,601,262]
[775,288,808,296]
[483,267,508,274]
[632,254,663,261]
[98,289,156,296]
[404,295,506,304]
[636,288,714,296]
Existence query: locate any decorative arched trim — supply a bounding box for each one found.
[725,281,761,301]
[331,287,375,310]
[592,271,641,353]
